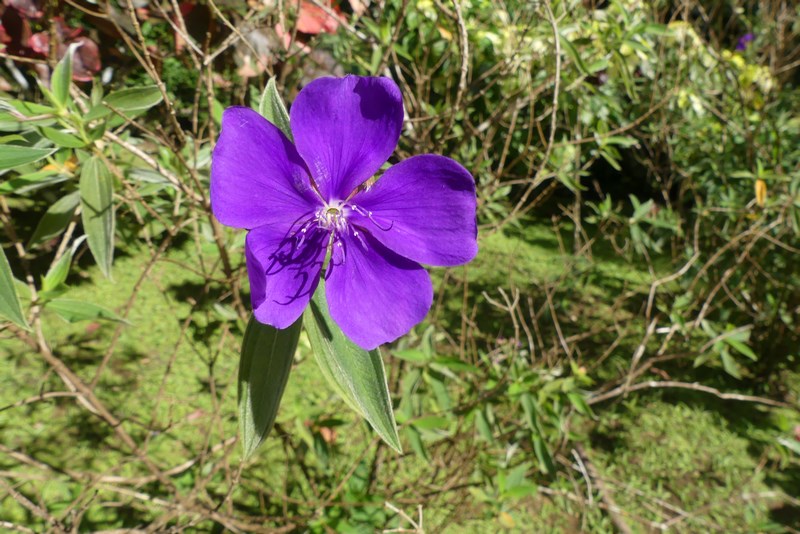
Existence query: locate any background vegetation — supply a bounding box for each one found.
[1,0,799,531]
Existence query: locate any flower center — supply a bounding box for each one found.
[316,201,348,233]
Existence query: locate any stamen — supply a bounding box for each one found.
[292,216,318,250]
[351,228,368,250]
[351,204,393,231]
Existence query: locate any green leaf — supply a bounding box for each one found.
[50,42,80,110]
[725,338,758,362]
[392,348,430,364]
[42,246,75,293]
[46,298,127,323]
[566,391,594,417]
[475,407,494,443]
[521,394,554,474]
[84,105,111,121]
[0,246,29,330]
[29,190,80,247]
[778,437,800,456]
[405,425,429,462]
[720,349,742,379]
[412,415,449,430]
[532,435,555,475]
[40,127,85,148]
[304,283,402,452]
[104,85,163,112]
[79,157,114,278]
[560,35,590,75]
[238,315,301,460]
[0,145,57,170]
[258,77,292,140]
[0,171,68,195]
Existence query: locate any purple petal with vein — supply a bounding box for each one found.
[246,225,327,329]
[352,154,478,266]
[211,106,320,230]
[290,76,403,201]
[326,232,433,350]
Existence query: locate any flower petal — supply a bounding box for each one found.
[211,106,320,230]
[326,232,433,350]
[351,154,478,266]
[290,76,403,201]
[246,225,327,329]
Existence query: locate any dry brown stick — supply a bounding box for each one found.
[588,380,791,408]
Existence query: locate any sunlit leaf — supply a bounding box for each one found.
[0,145,57,170]
[305,282,401,452]
[238,315,301,459]
[0,246,29,330]
[47,298,127,324]
[258,77,292,141]
[79,157,114,278]
[104,85,163,112]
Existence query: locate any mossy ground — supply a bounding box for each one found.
[3,221,795,531]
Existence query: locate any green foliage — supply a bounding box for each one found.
[1,0,799,531]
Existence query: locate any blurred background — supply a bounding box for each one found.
[1,0,799,531]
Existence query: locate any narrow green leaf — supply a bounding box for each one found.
[42,247,75,293]
[532,435,555,475]
[84,105,111,121]
[258,77,293,140]
[47,298,127,323]
[778,437,800,456]
[0,246,29,330]
[475,407,495,443]
[79,157,114,278]
[0,145,57,170]
[0,171,68,195]
[412,415,450,431]
[725,338,758,362]
[238,315,301,459]
[29,190,80,247]
[566,391,594,417]
[720,350,742,379]
[40,127,85,148]
[305,283,402,452]
[521,394,554,474]
[405,425,429,462]
[560,35,590,75]
[50,43,79,110]
[392,348,430,364]
[104,85,163,112]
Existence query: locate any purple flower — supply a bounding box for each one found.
[736,33,755,51]
[211,76,478,349]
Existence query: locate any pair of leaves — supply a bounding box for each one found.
[238,283,402,459]
[237,78,401,460]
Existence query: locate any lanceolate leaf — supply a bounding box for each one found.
[258,77,293,141]
[304,283,402,453]
[79,157,114,278]
[0,246,29,330]
[29,190,80,247]
[0,145,57,170]
[104,85,163,112]
[46,298,127,324]
[50,42,80,110]
[238,315,302,460]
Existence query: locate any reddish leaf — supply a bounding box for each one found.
[296,1,340,35]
